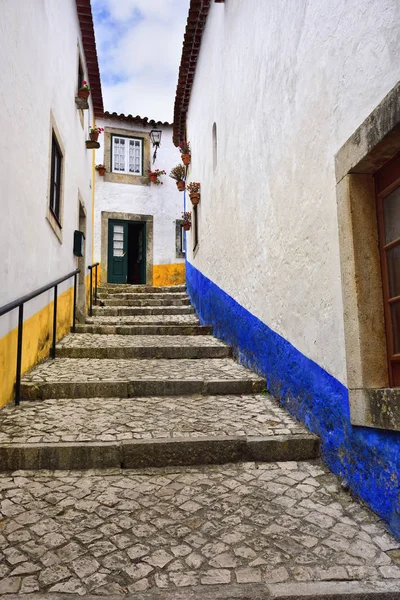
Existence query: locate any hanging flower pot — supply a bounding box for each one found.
[182,211,191,230]
[148,169,166,184]
[186,182,201,205]
[179,141,191,166]
[96,164,106,176]
[89,127,104,143]
[78,81,91,100]
[176,180,185,192]
[169,164,186,190]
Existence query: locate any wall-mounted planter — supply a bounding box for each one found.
[149,172,158,183]
[97,167,106,176]
[189,192,200,205]
[176,180,185,192]
[90,131,99,142]
[86,140,100,149]
[78,89,90,100]
[183,222,191,231]
[181,153,191,166]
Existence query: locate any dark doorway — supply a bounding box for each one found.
[107,219,146,284]
[127,222,146,284]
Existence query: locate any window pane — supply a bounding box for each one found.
[390,301,400,354]
[383,187,400,244]
[386,244,400,299]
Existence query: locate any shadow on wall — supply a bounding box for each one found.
[186,261,400,540]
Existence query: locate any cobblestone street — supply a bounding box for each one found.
[0,461,400,596]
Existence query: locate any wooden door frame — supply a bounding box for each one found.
[101,211,153,285]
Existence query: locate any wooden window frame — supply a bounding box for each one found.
[111,134,144,176]
[193,205,199,252]
[49,133,63,226]
[375,152,400,387]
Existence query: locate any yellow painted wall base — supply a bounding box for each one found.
[0,286,75,408]
[153,263,186,286]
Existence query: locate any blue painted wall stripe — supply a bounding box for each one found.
[186,261,400,538]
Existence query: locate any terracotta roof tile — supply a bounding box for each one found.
[75,0,104,116]
[173,0,213,145]
[103,112,172,127]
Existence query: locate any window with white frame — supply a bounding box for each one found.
[112,135,143,175]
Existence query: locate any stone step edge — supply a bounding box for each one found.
[2,580,400,600]
[0,433,319,472]
[74,325,213,335]
[20,378,266,400]
[56,346,232,359]
[91,307,195,315]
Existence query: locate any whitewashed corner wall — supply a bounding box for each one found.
[0,0,94,338]
[94,121,185,278]
[185,0,400,385]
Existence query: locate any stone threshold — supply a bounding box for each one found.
[0,434,319,471]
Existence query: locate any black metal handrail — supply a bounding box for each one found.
[0,269,80,405]
[88,263,99,317]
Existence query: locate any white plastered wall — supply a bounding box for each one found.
[185,0,400,384]
[94,121,185,270]
[0,0,94,338]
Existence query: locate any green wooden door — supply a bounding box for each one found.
[108,220,128,283]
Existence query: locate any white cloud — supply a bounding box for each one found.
[92,0,190,122]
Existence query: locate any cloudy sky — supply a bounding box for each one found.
[92,0,190,123]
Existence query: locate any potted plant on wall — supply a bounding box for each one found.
[78,81,91,100]
[89,126,104,142]
[148,169,166,184]
[186,181,200,205]
[169,164,186,191]
[95,164,106,176]
[182,211,191,230]
[179,140,191,166]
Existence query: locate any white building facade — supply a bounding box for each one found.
[0,0,102,407]
[174,0,400,537]
[94,114,186,287]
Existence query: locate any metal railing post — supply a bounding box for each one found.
[72,272,77,333]
[89,268,93,317]
[94,264,98,306]
[15,305,24,406]
[51,285,58,359]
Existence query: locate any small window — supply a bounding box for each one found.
[112,135,143,175]
[193,205,199,251]
[78,59,84,91]
[49,133,63,224]
[175,220,185,258]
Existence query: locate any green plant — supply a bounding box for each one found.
[169,164,186,181]
[79,80,91,91]
[89,127,104,134]
[148,169,166,184]
[182,211,191,224]
[95,164,106,172]
[186,181,200,194]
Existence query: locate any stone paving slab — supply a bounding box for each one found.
[92,307,195,317]
[56,335,230,359]
[98,285,186,294]
[20,359,265,400]
[86,315,200,326]
[0,461,399,596]
[0,394,307,444]
[75,325,213,336]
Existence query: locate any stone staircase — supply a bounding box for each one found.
[0,284,319,471]
[0,285,400,598]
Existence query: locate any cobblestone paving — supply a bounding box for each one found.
[57,334,226,349]
[0,394,307,444]
[87,315,200,325]
[0,461,399,595]
[22,358,261,383]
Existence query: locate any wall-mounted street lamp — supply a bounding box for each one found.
[149,129,162,163]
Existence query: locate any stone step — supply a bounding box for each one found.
[86,315,200,326]
[75,324,213,335]
[91,306,195,316]
[98,284,186,294]
[97,297,191,307]
[20,358,265,400]
[98,292,189,301]
[57,334,231,359]
[0,394,319,471]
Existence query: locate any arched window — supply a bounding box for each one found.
[212,122,217,170]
